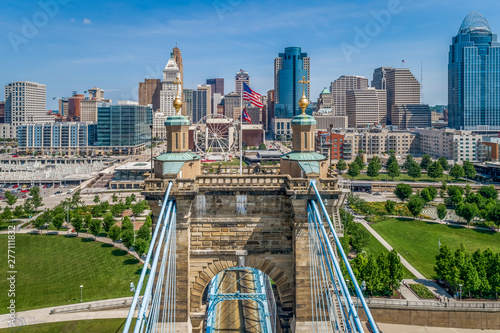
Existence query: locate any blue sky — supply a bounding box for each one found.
[1,0,500,110]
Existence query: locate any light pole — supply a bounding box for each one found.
[459,284,462,301]
[80,285,83,302]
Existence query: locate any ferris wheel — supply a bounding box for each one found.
[194,114,238,161]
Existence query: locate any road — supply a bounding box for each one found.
[212,269,261,332]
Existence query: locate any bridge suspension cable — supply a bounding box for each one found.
[124,181,178,333]
[309,180,379,333]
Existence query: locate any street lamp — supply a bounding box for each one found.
[80,285,83,302]
[459,283,462,301]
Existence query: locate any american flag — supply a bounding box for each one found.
[243,82,264,108]
[402,60,406,63]
[242,108,252,124]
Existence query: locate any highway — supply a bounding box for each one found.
[212,269,262,332]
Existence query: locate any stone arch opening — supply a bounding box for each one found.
[190,258,295,331]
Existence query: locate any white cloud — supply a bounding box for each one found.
[83,18,92,24]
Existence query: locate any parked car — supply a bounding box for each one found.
[22,195,27,199]
[13,185,19,188]
[20,190,29,193]
[55,191,62,194]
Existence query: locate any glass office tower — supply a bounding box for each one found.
[449,11,500,130]
[96,105,152,147]
[274,47,311,118]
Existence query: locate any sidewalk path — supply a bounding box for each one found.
[0,297,132,329]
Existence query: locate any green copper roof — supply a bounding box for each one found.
[298,161,320,174]
[320,87,331,95]
[164,115,190,126]
[155,152,201,162]
[291,113,317,126]
[163,161,185,175]
[281,151,326,161]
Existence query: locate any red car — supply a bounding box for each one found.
[13,185,19,188]
[22,195,27,199]
[20,190,29,193]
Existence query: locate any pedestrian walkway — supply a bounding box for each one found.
[385,215,496,232]
[358,218,454,301]
[0,297,132,329]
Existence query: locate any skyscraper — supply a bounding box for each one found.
[4,81,52,126]
[385,68,420,124]
[274,47,310,118]
[160,53,181,117]
[139,78,161,111]
[371,67,393,90]
[346,88,387,127]
[206,78,224,96]
[330,75,368,116]
[449,11,500,130]
[235,70,249,95]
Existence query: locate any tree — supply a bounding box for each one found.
[102,212,115,232]
[132,202,146,216]
[367,159,381,179]
[420,154,432,170]
[388,250,404,292]
[420,188,432,203]
[336,159,347,174]
[125,196,133,208]
[134,238,148,257]
[427,161,444,181]
[385,200,396,215]
[89,219,101,239]
[407,195,425,217]
[5,191,17,207]
[23,199,35,217]
[376,252,391,293]
[438,156,449,171]
[347,162,360,180]
[394,183,412,202]
[33,216,46,234]
[91,205,103,217]
[130,193,136,202]
[449,163,465,181]
[386,159,400,180]
[93,195,100,204]
[121,229,134,249]
[72,215,84,236]
[479,185,498,200]
[71,190,82,207]
[112,194,118,202]
[464,184,472,195]
[137,223,151,241]
[100,200,110,212]
[437,204,447,220]
[403,154,414,170]
[52,213,65,231]
[258,142,267,150]
[2,207,13,223]
[13,205,24,218]
[29,187,44,211]
[435,245,454,283]
[489,206,500,231]
[364,255,381,295]
[446,186,464,206]
[407,161,422,181]
[463,161,476,179]
[354,155,365,170]
[386,154,397,167]
[456,202,479,225]
[121,216,134,231]
[144,214,152,228]
[350,225,370,252]
[108,225,121,243]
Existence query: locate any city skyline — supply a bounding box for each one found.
[2,0,500,110]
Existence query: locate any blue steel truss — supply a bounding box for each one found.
[206,267,274,333]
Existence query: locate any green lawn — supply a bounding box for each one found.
[340,172,468,183]
[370,218,500,279]
[0,319,127,333]
[0,234,143,313]
[363,230,416,279]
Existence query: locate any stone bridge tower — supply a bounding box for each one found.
[143,76,341,332]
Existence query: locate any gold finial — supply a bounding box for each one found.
[298,76,309,114]
[173,77,183,114]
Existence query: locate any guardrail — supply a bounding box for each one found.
[50,297,141,314]
[351,297,500,309]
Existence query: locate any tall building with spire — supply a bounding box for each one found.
[160,52,181,117]
[449,11,500,130]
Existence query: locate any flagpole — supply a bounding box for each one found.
[239,84,243,175]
